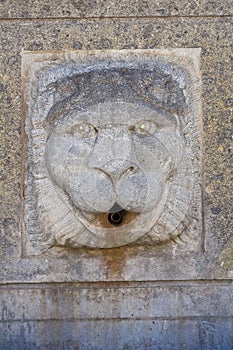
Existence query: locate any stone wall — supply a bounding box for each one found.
[0,1,232,349]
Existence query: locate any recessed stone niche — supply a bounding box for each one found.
[22,49,203,257]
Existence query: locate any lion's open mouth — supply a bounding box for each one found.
[106,203,138,227]
[97,209,139,228]
[108,211,124,226]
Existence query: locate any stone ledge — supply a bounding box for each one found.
[0,283,232,320]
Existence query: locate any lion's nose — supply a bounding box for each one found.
[90,160,137,183]
[87,129,138,181]
[105,161,137,181]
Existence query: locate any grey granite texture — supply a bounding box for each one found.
[0,0,232,18]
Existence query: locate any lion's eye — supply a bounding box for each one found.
[131,120,159,136]
[71,122,97,138]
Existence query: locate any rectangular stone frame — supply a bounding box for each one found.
[21,49,204,282]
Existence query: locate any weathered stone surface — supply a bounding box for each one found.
[0,282,232,349]
[1,282,232,319]
[1,318,232,350]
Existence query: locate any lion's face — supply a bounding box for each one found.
[45,102,184,234]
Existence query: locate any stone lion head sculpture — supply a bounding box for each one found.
[24,52,200,250]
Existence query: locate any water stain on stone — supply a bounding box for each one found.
[102,247,129,279]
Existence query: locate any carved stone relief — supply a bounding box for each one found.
[22,49,203,253]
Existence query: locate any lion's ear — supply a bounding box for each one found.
[47,76,79,103]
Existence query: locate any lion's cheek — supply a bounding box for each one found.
[116,172,165,213]
[63,169,116,213]
[45,135,94,190]
[155,129,185,166]
[44,137,74,189]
